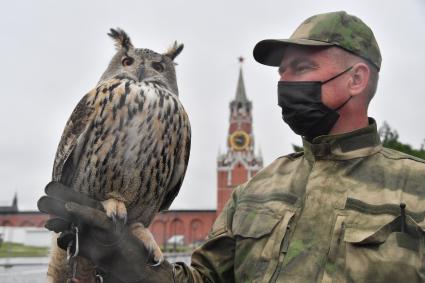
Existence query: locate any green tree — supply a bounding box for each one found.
[378,122,425,159]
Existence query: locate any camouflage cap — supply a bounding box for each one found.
[253,11,381,71]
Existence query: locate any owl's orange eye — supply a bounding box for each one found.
[122,57,134,66]
[152,62,164,72]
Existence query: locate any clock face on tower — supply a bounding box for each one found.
[229,130,250,151]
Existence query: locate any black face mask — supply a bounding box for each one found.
[277,66,353,140]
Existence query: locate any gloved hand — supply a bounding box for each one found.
[37,181,175,283]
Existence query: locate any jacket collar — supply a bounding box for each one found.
[302,118,382,162]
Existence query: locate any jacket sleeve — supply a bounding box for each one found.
[172,186,240,283]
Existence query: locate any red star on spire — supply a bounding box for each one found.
[238,56,244,64]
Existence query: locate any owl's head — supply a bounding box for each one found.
[99,28,184,95]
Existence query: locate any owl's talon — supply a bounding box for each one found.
[148,248,164,266]
[110,213,127,233]
[131,223,164,268]
[101,199,128,227]
[111,212,127,225]
[151,260,162,267]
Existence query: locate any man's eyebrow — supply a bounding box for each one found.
[291,57,317,67]
[279,57,318,73]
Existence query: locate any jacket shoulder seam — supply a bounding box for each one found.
[378,148,425,164]
[277,151,304,161]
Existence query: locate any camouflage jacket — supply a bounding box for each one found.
[173,119,425,283]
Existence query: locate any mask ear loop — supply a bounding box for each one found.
[334,95,353,111]
[322,65,354,111]
[322,66,353,84]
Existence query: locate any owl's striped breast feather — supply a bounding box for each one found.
[53,78,191,225]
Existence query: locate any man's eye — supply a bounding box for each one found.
[295,65,310,72]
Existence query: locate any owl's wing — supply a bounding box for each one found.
[52,93,95,185]
[159,116,191,211]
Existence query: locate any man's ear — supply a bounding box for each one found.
[348,62,370,96]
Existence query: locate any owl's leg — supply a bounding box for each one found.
[47,233,68,283]
[48,233,97,283]
[131,222,164,265]
[101,198,127,224]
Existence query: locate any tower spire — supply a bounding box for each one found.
[12,192,18,211]
[235,57,248,103]
[217,58,263,216]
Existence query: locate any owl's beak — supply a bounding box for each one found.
[137,65,145,82]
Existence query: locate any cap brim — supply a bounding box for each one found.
[253,38,333,66]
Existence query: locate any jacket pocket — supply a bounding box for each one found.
[233,208,281,238]
[329,214,425,283]
[322,195,425,283]
[233,207,295,283]
[345,215,425,283]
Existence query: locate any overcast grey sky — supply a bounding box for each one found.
[0,0,424,210]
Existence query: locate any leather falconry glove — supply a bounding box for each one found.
[37,181,175,283]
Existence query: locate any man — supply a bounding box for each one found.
[38,11,425,283]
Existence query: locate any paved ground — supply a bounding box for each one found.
[0,265,47,283]
[0,258,47,283]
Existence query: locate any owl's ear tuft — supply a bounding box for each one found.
[163,41,184,60]
[108,28,133,51]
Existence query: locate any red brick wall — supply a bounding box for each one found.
[231,163,248,185]
[240,123,251,134]
[0,213,48,227]
[217,171,228,188]
[216,187,233,215]
[0,210,217,246]
[216,163,249,217]
[228,122,252,135]
[216,166,259,217]
[149,210,216,246]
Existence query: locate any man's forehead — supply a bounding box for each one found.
[279,45,349,67]
[280,46,325,66]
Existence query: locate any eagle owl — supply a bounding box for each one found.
[47,28,191,282]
